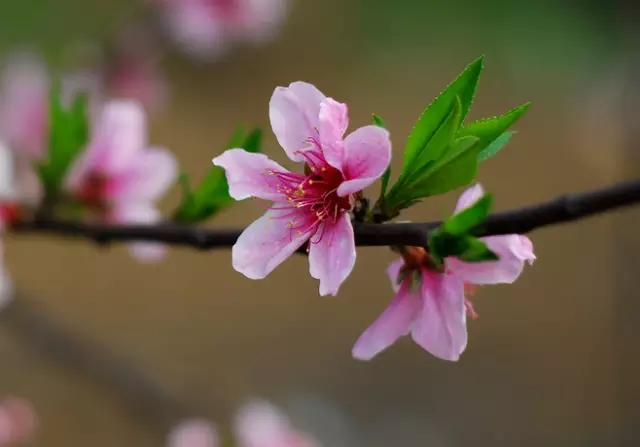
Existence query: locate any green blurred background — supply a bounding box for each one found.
[1,0,639,445]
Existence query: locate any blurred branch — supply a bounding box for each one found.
[0,297,206,430]
[10,179,640,249]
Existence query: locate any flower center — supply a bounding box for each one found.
[77,171,109,210]
[267,145,352,243]
[0,202,22,225]
[399,246,430,271]
[398,245,480,319]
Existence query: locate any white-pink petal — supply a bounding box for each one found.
[167,419,218,447]
[212,149,290,202]
[447,235,535,285]
[110,146,177,201]
[454,183,485,214]
[318,98,348,171]
[411,270,467,361]
[232,208,311,279]
[90,100,147,172]
[308,213,356,296]
[386,257,405,293]
[352,281,420,361]
[269,82,325,162]
[0,52,49,159]
[234,399,319,447]
[337,125,391,197]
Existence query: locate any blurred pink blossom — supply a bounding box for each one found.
[65,100,178,261]
[154,0,290,59]
[234,399,320,447]
[0,53,49,159]
[103,25,169,114]
[352,184,535,362]
[213,81,391,296]
[0,142,30,309]
[167,419,219,447]
[0,397,39,446]
[0,51,103,188]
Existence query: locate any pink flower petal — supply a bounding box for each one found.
[447,235,535,284]
[269,82,325,162]
[286,82,326,127]
[454,183,485,214]
[0,52,49,159]
[232,207,311,279]
[112,202,167,262]
[91,100,147,172]
[308,213,356,296]
[235,0,290,43]
[212,149,291,201]
[110,146,177,201]
[234,399,318,447]
[411,270,467,361]
[387,258,405,293]
[318,98,348,171]
[0,397,38,445]
[352,280,420,361]
[167,419,218,447]
[337,125,391,197]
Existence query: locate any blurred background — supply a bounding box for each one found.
[0,0,639,445]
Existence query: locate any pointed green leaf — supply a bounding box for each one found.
[459,102,530,159]
[478,131,514,162]
[403,135,480,199]
[371,113,391,202]
[427,229,498,264]
[402,56,483,171]
[443,193,493,235]
[38,87,89,197]
[408,94,462,175]
[379,167,391,200]
[455,236,499,262]
[372,114,386,128]
[174,127,263,222]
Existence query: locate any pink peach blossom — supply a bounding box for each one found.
[234,399,320,447]
[103,25,169,114]
[213,82,391,296]
[0,397,39,446]
[65,100,177,261]
[352,184,535,361]
[0,53,49,159]
[155,0,290,59]
[167,419,219,447]
[0,143,27,310]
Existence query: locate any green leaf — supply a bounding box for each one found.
[458,102,530,159]
[38,87,90,197]
[403,135,480,199]
[174,127,263,222]
[443,193,493,235]
[427,229,498,264]
[407,94,462,176]
[456,236,499,262]
[478,131,514,162]
[371,114,391,202]
[402,56,483,172]
[372,114,386,128]
[379,167,391,201]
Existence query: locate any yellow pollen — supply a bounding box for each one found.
[321,167,326,172]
